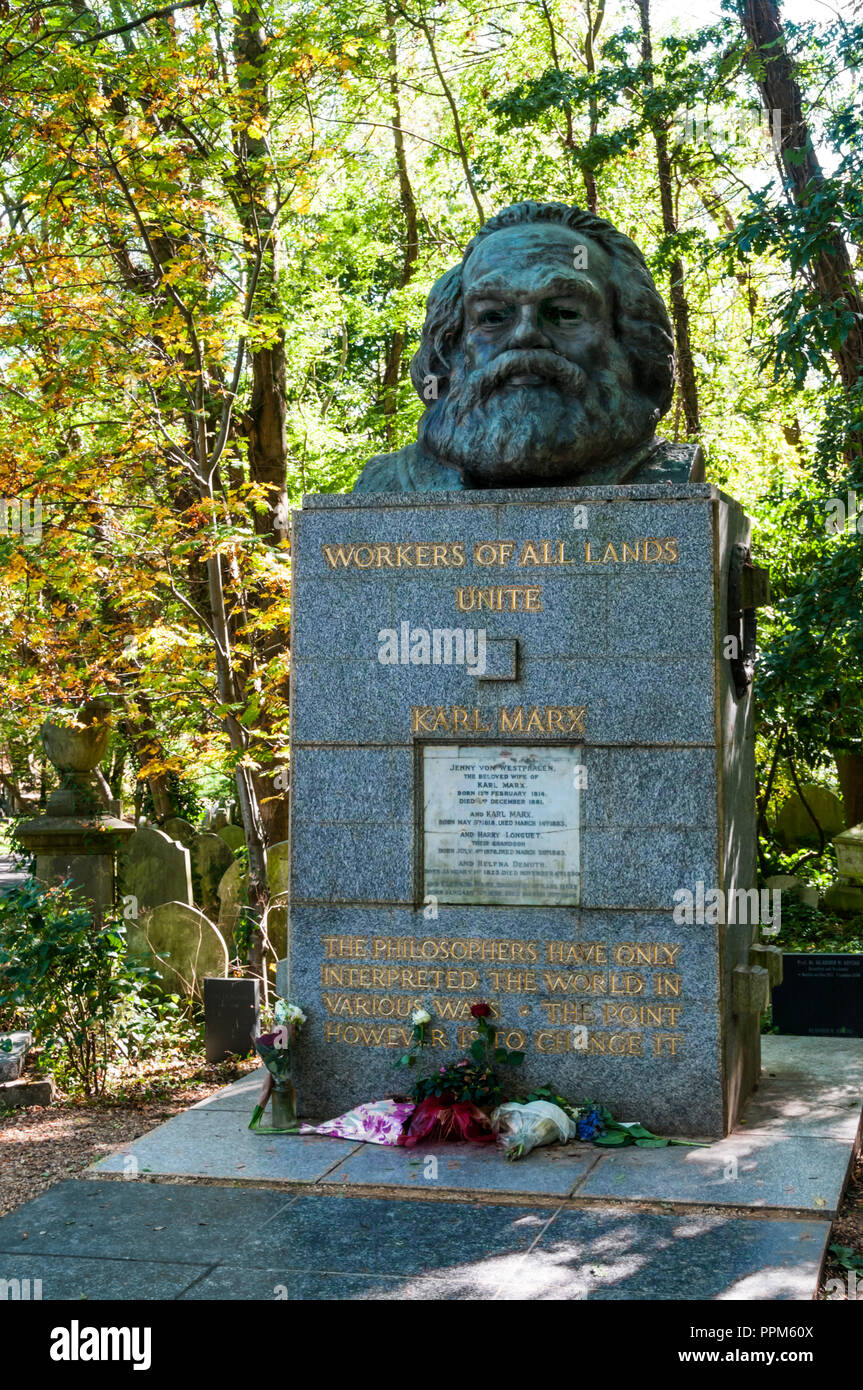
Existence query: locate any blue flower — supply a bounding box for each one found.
[576,1105,605,1141]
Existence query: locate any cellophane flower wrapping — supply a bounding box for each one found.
[398,1093,495,1145]
[299,1098,416,1145]
[254,1029,295,1090]
[492,1100,577,1160]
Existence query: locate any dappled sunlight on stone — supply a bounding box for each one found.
[716,1266,816,1300]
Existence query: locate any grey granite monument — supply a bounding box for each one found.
[282,202,772,1137]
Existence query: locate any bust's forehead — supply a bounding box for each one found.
[462,222,613,295]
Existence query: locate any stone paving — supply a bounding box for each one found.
[0,1036,858,1300]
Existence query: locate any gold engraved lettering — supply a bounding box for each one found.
[613,942,682,967]
[485,969,539,993]
[581,537,679,565]
[473,541,516,566]
[540,1000,594,1024]
[588,1031,644,1055]
[517,540,542,566]
[499,707,524,733]
[542,970,607,995]
[321,541,468,570]
[321,935,368,959]
[653,1032,684,1056]
[547,941,607,965]
[601,1003,682,1027]
[654,973,682,996]
[455,585,543,612]
[321,544,357,569]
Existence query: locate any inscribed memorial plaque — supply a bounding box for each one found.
[423,744,581,906]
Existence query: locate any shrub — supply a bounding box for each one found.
[0,879,170,1095]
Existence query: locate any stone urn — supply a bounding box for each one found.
[41,698,112,815]
[17,696,135,917]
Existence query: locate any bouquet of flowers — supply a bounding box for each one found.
[249,1000,306,1133]
[493,1100,577,1160]
[396,1001,526,1145]
[399,1058,496,1145]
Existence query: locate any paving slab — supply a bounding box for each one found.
[185,1209,829,1301]
[323,1137,601,1197]
[760,1034,863,1085]
[235,1191,554,1276]
[179,1267,409,1300]
[577,1131,853,1213]
[507,1208,830,1302]
[738,1079,863,1141]
[0,1180,831,1301]
[0,1254,210,1301]
[91,1110,360,1183]
[187,1069,265,1112]
[0,1179,296,1263]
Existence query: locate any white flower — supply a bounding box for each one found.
[275,1000,306,1027]
[412,1007,431,1026]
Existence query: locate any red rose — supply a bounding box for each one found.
[470,1002,491,1018]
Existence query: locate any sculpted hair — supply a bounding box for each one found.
[409,201,675,416]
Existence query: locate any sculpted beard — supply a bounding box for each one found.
[420,346,659,483]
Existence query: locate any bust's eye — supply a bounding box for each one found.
[475,304,515,328]
[543,303,583,326]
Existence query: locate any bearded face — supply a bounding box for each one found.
[418,223,661,486]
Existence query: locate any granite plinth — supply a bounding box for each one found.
[286,486,761,1136]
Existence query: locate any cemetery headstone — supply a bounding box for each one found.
[194,832,235,919]
[118,826,193,913]
[267,839,290,899]
[217,859,248,948]
[0,1031,32,1083]
[204,977,260,1062]
[772,954,863,1037]
[217,824,245,853]
[161,817,198,849]
[132,901,229,996]
[775,785,845,848]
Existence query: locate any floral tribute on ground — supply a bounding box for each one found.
[251,1001,703,1154]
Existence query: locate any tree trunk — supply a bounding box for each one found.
[233,2,289,544]
[232,1,291,860]
[737,0,863,393]
[380,7,420,440]
[637,0,700,437]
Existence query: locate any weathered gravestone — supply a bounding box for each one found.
[128,901,228,996]
[217,824,245,854]
[217,859,247,948]
[193,832,235,919]
[281,201,771,1136]
[774,785,845,849]
[118,826,193,913]
[161,817,198,849]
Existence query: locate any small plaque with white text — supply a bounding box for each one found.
[423,744,581,906]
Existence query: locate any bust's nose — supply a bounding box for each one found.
[505,303,551,350]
